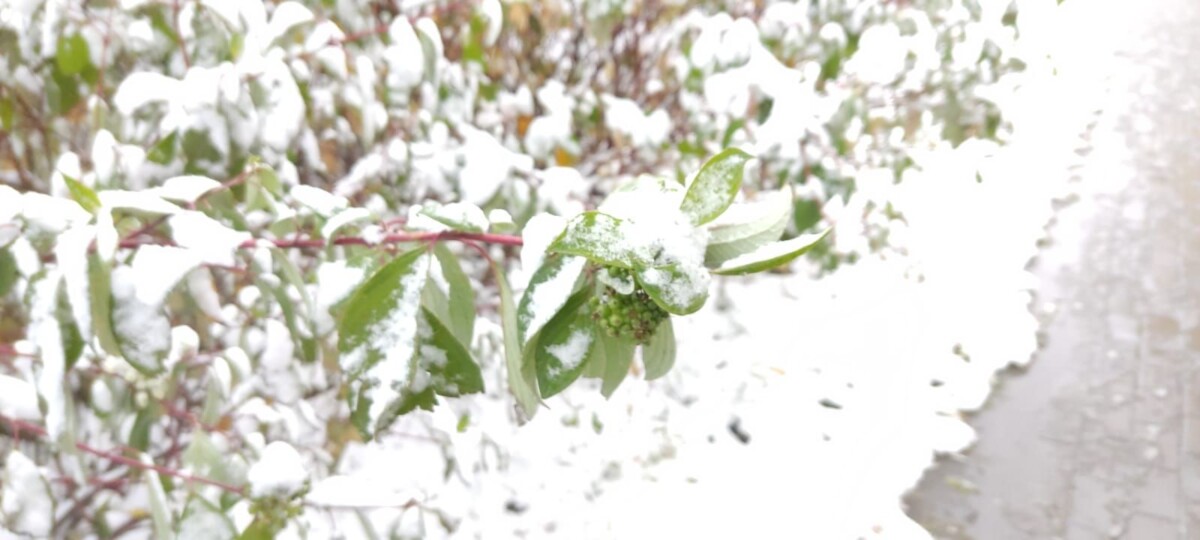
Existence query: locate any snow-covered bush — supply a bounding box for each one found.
[0,0,1030,537]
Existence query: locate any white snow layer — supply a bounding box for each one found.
[247,441,308,498]
[1,451,54,537]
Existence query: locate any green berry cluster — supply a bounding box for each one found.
[589,268,668,343]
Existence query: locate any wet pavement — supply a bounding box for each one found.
[904,1,1200,539]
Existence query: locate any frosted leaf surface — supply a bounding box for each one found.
[338,251,431,432]
[546,330,593,379]
[517,254,586,345]
[111,266,170,372]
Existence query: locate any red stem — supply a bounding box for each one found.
[0,414,246,496]
[116,230,524,250]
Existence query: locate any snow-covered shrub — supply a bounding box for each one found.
[0,0,1031,536]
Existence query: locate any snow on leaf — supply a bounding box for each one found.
[112,72,182,115]
[315,259,369,335]
[705,188,792,267]
[549,211,643,268]
[1,450,54,537]
[98,190,183,215]
[111,266,170,373]
[248,441,308,498]
[713,228,831,275]
[320,207,371,239]
[517,253,586,346]
[157,175,222,204]
[679,148,753,226]
[290,184,347,217]
[519,213,568,288]
[338,249,430,435]
[391,308,484,416]
[130,246,204,308]
[535,291,596,398]
[0,374,39,420]
[29,273,68,439]
[418,201,489,233]
[263,1,314,48]
[20,192,90,234]
[642,318,676,380]
[54,225,94,344]
[169,211,252,266]
[635,263,710,315]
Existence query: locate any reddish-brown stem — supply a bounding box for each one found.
[116,229,524,251]
[0,414,246,495]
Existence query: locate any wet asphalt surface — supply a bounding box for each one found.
[904,1,1200,539]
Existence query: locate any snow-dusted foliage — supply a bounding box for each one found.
[0,0,1056,537]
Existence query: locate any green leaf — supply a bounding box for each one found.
[634,264,709,315]
[46,64,81,114]
[517,253,586,345]
[249,161,282,197]
[128,404,158,452]
[56,34,91,76]
[705,189,791,268]
[0,97,14,131]
[144,461,175,539]
[55,282,83,370]
[495,259,540,421]
[63,174,101,214]
[416,29,439,84]
[238,519,275,540]
[339,249,430,435]
[269,248,316,362]
[792,198,823,233]
[548,212,641,268]
[0,249,17,297]
[534,290,596,398]
[679,148,752,225]
[391,308,485,416]
[433,245,475,345]
[596,332,636,398]
[642,318,675,380]
[712,229,831,275]
[419,202,487,233]
[87,255,123,358]
[146,131,179,165]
